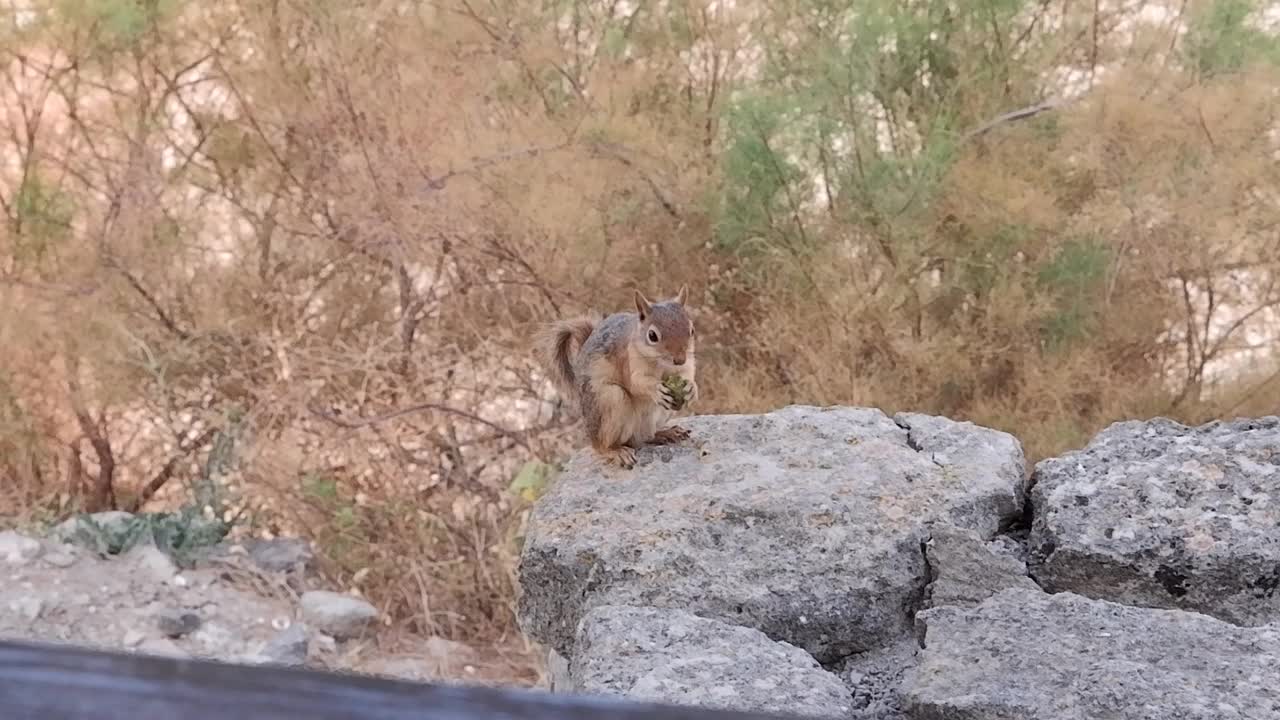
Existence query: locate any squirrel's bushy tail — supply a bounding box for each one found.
[537,315,597,403]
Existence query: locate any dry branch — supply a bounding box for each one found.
[961,97,1072,143]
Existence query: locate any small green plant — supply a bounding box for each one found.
[509,460,557,503]
[62,418,246,567]
[65,507,233,567]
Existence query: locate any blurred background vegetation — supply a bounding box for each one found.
[2,0,1278,683]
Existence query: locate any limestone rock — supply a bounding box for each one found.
[156,608,201,638]
[123,543,178,582]
[422,635,477,672]
[568,605,850,719]
[924,523,1041,609]
[299,591,377,640]
[903,586,1280,719]
[363,656,437,682]
[1029,416,1280,625]
[547,649,572,692]
[518,405,1027,662]
[245,538,313,574]
[136,637,188,659]
[0,531,42,565]
[41,545,78,568]
[9,597,44,622]
[260,622,310,666]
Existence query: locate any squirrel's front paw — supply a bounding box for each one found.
[656,383,680,411]
[685,378,700,405]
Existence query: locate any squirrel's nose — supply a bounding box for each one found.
[672,356,686,366]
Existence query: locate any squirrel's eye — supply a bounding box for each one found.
[647,329,659,343]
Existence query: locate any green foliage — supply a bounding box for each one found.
[51,0,186,53]
[712,0,1031,274]
[0,376,49,480]
[715,94,808,254]
[849,122,959,220]
[302,472,339,501]
[508,460,556,503]
[961,224,1031,296]
[198,419,243,514]
[59,413,247,566]
[13,174,74,263]
[1185,0,1280,76]
[148,216,182,249]
[1035,239,1112,351]
[63,508,232,567]
[300,471,365,567]
[1037,238,1110,293]
[601,23,628,59]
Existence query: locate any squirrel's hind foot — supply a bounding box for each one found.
[598,445,637,469]
[650,425,691,445]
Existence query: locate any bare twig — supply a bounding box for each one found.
[306,401,533,452]
[424,144,571,192]
[126,427,220,513]
[584,140,682,219]
[103,256,191,340]
[962,97,1072,143]
[67,374,116,512]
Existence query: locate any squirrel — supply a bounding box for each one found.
[538,286,700,469]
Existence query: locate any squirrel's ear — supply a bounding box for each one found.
[634,289,652,320]
[674,284,688,306]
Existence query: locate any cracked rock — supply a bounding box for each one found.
[924,523,1041,609]
[904,586,1280,719]
[567,605,851,718]
[1029,416,1280,626]
[518,405,1027,663]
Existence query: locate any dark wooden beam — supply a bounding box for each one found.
[0,639,811,720]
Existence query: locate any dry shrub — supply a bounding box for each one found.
[698,57,1280,462]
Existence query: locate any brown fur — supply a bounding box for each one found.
[535,314,599,407]
[539,286,699,469]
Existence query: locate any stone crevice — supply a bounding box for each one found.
[891,416,944,469]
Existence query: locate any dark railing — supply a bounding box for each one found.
[0,639,808,720]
